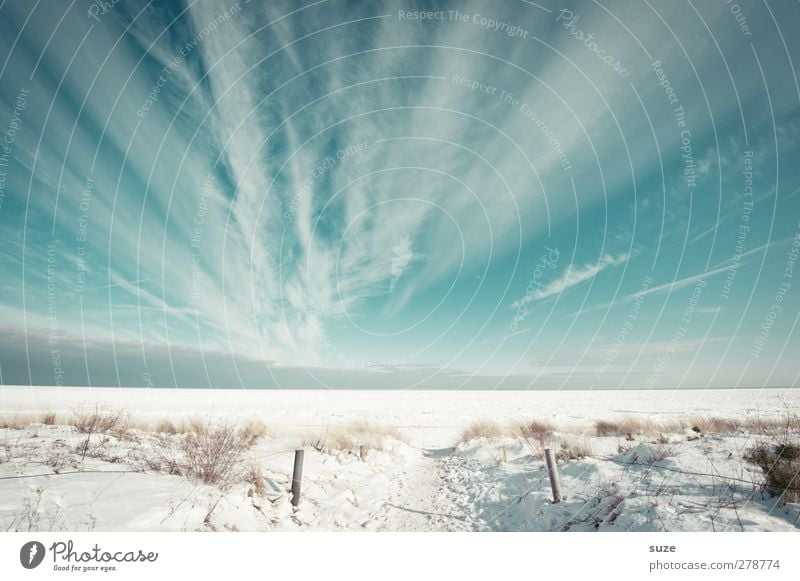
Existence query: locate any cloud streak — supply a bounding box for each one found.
[513,253,629,308]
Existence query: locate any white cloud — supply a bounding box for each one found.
[513,253,629,308]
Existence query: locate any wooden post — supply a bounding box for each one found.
[544,448,562,503]
[291,449,304,507]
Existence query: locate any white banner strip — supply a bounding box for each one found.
[1,532,798,580]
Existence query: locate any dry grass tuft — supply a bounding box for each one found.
[595,419,623,437]
[559,415,800,439]
[594,417,662,437]
[1,412,60,429]
[460,419,504,443]
[241,417,270,442]
[741,414,800,436]
[686,416,740,434]
[302,421,405,455]
[558,438,593,460]
[594,417,694,437]
[678,415,799,436]
[151,417,208,435]
[0,414,39,429]
[243,463,268,498]
[154,418,179,435]
[648,444,677,463]
[652,433,671,445]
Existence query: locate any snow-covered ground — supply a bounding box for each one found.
[1,386,798,532]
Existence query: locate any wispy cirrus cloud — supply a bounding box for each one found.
[1,0,799,388]
[513,253,629,308]
[568,238,789,319]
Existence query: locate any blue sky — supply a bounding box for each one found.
[0,0,798,388]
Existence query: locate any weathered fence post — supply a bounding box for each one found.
[291,449,304,507]
[544,448,562,503]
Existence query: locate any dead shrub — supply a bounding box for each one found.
[71,406,128,460]
[75,435,124,462]
[744,443,800,504]
[45,439,77,473]
[42,412,57,426]
[743,407,800,504]
[179,423,253,488]
[141,435,182,475]
[142,422,256,489]
[512,420,555,446]
[72,405,126,435]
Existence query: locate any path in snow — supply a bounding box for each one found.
[368,448,490,531]
[364,443,575,532]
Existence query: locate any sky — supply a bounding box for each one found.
[0,0,798,389]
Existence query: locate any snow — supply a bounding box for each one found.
[1,386,798,532]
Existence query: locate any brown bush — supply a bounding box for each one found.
[743,407,800,504]
[744,443,800,503]
[72,405,126,435]
[179,423,253,487]
[511,420,555,446]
